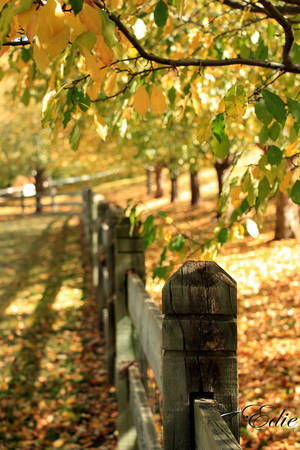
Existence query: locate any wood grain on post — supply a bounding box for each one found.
[82,187,92,255]
[115,217,145,450]
[194,399,241,449]
[162,261,238,449]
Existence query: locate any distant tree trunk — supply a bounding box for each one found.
[170,175,179,203]
[214,159,232,197]
[146,167,153,195]
[274,191,300,239]
[190,170,200,206]
[34,167,45,214]
[154,164,164,198]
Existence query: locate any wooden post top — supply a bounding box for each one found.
[162,260,237,316]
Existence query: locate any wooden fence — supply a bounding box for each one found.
[0,189,83,216]
[82,188,241,450]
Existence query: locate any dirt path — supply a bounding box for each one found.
[0,216,117,449]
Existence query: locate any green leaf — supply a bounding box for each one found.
[142,215,156,248]
[169,234,185,252]
[240,198,249,213]
[212,113,225,143]
[291,43,300,64]
[267,145,282,166]
[99,10,118,47]
[75,31,97,51]
[259,124,269,144]
[262,89,287,125]
[183,82,191,95]
[212,134,230,159]
[258,176,270,201]
[167,87,176,104]
[255,38,268,60]
[79,94,90,112]
[69,123,81,150]
[287,97,300,124]
[21,87,30,106]
[255,98,273,125]
[15,0,32,13]
[158,211,167,218]
[269,122,281,141]
[154,0,168,28]
[153,265,169,279]
[290,180,300,205]
[218,227,229,244]
[70,0,83,15]
[63,110,72,128]
[21,48,31,63]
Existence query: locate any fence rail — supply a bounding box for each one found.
[0,190,83,216]
[82,188,241,450]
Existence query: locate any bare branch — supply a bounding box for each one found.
[3,39,31,47]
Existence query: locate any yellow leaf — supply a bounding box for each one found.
[176,0,185,18]
[150,86,166,115]
[230,185,241,208]
[87,73,106,100]
[79,3,102,36]
[17,6,39,42]
[128,46,138,58]
[251,166,260,179]
[285,141,299,157]
[53,439,65,448]
[0,0,7,10]
[191,82,201,115]
[177,93,189,121]
[279,171,292,194]
[67,13,87,41]
[230,222,244,241]
[108,0,123,7]
[44,26,70,58]
[33,38,49,72]
[133,85,150,115]
[94,114,108,140]
[94,34,114,66]
[104,71,117,96]
[84,51,101,82]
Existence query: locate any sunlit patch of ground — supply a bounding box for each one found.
[0,216,117,449]
[97,169,300,449]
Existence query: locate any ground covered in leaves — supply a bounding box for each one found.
[0,216,117,449]
[99,169,300,449]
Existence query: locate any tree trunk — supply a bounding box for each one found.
[274,191,300,239]
[154,164,164,198]
[170,176,179,203]
[214,160,231,197]
[146,167,153,195]
[34,167,45,214]
[190,170,200,206]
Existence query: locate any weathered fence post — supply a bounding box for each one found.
[35,192,42,214]
[162,261,239,449]
[98,204,121,384]
[51,186,56,213]
[114,217,145,450]
[82,187,93,256]
[91,194,107,292]
[20,192,25,215]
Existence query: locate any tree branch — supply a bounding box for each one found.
[259,0,294,65]
[222,0,300,14]
[106,10,300,73]
[3,38,31,47]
